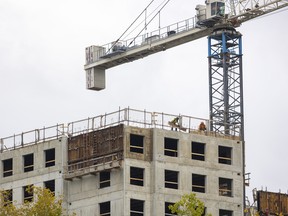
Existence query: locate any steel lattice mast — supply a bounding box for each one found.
[208,27,244,139]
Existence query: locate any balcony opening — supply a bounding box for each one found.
[192,174,206,193]
[3,158,13,177]
[100,201,111,216]
[23,154,34,172]
[100,171,111,188]
[164,138,178,157]
[130,199,144,216]
[23,185,33,203]
[219,177,233,197]
[44,179,55,194]
[218,146,232,165]
[165,202,176,216]
[130,167,144,186]
[130,134,144,154]
[45,148,55,167]
[191,142,205,161]
[165,170,178,189]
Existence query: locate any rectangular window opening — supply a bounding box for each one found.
[219,177,233,197]
[44,179,55,194]
[3,158,13,177]
[3,189,13,206]
[45,148,55,167]
[165,202,176,216]
[219,209,233,216]
[130,199,144,216]
[100,171,111,188]
[165,170,178,189]
[130,134,144,154]
[130,167,144,186]
[191,142,205,161]
[23,153,34,172]
[192,174,206,193]
[218,146,232,165]
[100,201,111,216]
[23,185,33,203]
[164,138,178,157]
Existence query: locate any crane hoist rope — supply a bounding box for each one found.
[123,0,171,41]
[109,0,171,53]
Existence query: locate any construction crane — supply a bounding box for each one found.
[84,0,288,140]
[84,1,287,212]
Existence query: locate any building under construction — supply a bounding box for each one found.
[0,108,245,216]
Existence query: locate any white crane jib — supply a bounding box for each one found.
[84,0,288,91]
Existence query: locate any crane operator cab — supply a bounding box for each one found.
[196,0,225,27]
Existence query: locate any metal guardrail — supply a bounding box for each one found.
[0,107,240,153]
[0,124,64,153]
[64,152,123,179]
[86,16,197,64]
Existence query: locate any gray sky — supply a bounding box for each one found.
[1,0,287,202]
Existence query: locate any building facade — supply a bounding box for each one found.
[0,108,244,216]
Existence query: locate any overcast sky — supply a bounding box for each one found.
[1,0,287,203]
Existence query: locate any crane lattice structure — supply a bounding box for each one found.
[84,0,288,141]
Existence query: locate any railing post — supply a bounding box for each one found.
[13,134,16,150]
[0,138,3,153]
[21,132,24,147]
[87,117,90,133]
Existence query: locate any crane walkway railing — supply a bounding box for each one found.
[85,16,197,64]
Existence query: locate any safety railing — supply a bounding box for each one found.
[66,107,241,139]
[0,124,65,153]
[86,16,197,63]
[64,152,123,178]
[1,107,240,153]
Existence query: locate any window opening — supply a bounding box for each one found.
[130,199,144,216]
[45,148,55,167]
[3,158,13,177]
[100,201,111,216]
[130,134,144,153]
[218,146,232,165]
[165,202,176,216]
[219,178,233,197]
[130,167,144,186]
[165,170,178,189]
[219,209,233,216]
[23,153,34,172]
[100,171,111,188]
[192,174,206,193]
[44,179,55,194]
[2,189,13,206]
[23,185,33,203]
[164,138,178,157]
[191,142,205,161]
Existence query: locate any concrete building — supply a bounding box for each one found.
[0,108,244,216]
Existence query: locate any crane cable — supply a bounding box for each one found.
[123,0,171,41]
[128,0,171,47]
[108,0,156,53]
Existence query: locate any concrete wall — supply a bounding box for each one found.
[1,125,244,216]
[0,136,67,206]
[66,166,124,215]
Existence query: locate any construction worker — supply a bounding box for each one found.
[198,122,206,131]
[170,117,179,131]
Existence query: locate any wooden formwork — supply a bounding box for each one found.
[257,191,288,215]
[67,124,124,166]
